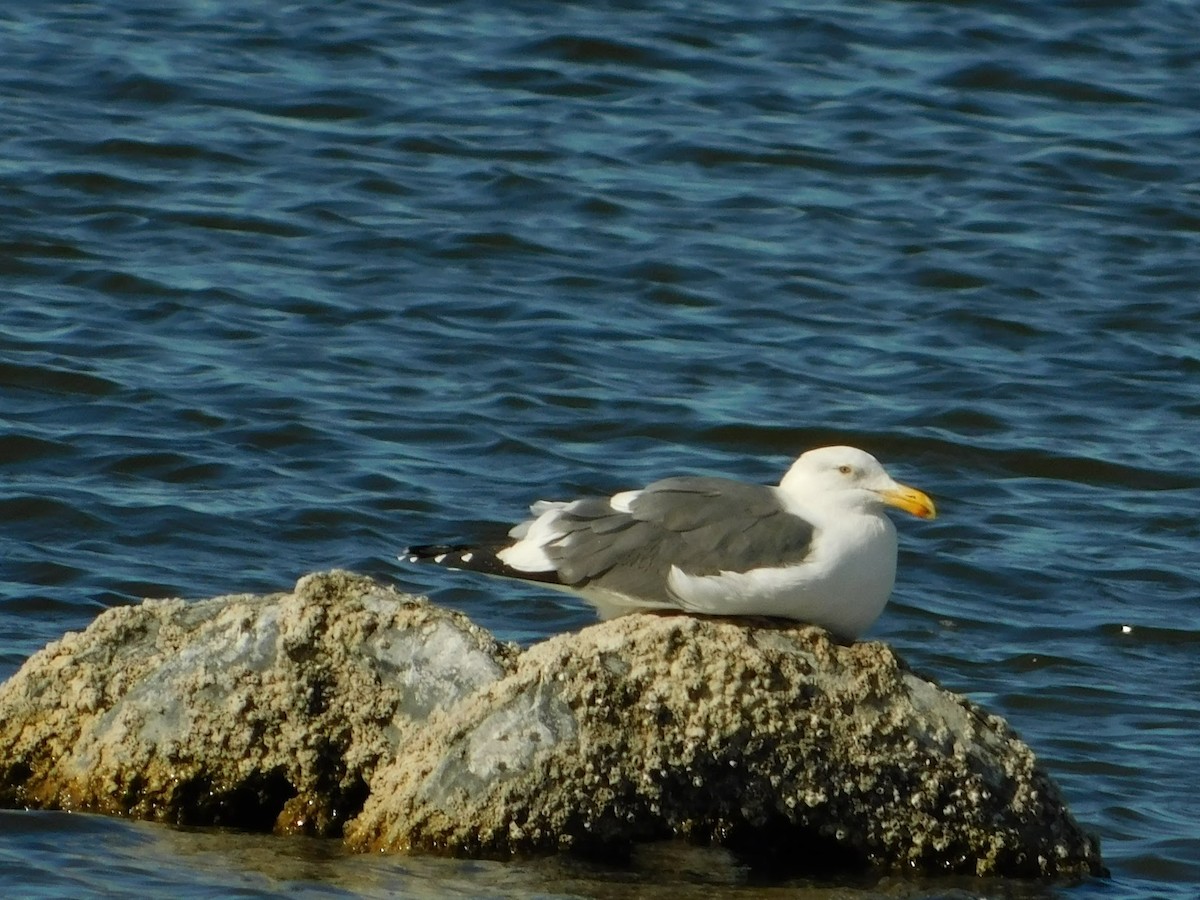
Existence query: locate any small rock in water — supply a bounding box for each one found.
[0,571,516,836]
[346,612,1105,878]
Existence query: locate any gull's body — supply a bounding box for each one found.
[406,446,935,640]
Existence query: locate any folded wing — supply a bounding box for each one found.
[539,477,817,604]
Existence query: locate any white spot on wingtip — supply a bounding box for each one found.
[461,551,474,563]
[434,553,447,564]
[407,555,418,563]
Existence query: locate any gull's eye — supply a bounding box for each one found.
[838,465,853,475]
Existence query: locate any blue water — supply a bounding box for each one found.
[2,1,1198,897]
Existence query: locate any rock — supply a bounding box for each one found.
[345,613,1104,878]
[0,571,1104,878]
[0,571,516,835]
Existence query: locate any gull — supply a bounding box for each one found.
[405,446,935,639]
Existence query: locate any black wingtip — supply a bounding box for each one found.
[404,543,472,563]
[401,543,565,585]
[402,543,507,574]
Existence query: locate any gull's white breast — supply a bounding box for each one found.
[666,508,898,639]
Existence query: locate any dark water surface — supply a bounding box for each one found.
[2,1,1198,897]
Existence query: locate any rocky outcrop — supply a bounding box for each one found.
[0,571,516,835]
[0,571,1104,878]
[345,613,1102,877]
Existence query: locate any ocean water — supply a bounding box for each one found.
[1,0,1198,897]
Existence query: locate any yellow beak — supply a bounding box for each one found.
[880,483,937,519]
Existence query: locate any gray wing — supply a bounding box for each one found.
[545,476,816,601]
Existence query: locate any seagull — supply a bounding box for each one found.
[405,445,935,639]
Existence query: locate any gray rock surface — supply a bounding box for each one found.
[0,571,1103,878]
[346,613,1103,878]
[0,571,516,835]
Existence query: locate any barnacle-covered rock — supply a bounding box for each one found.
[0,571,515,835]
[346,613,1103,878]
[0,572,1103,878]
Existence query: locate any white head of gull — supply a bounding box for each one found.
[406,445,935,640]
